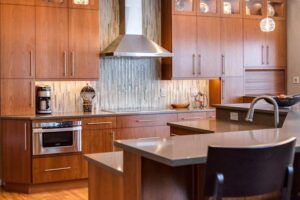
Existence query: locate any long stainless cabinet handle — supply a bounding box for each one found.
[64,51,67,77]
[44,167,71,172]
[87,122,113,125]
[221,54,225,75]
[266,45,269,65]
[71,51,75,76]
[198,54,202,75]
[221,79,225,100]
[192,54,196,75]
[261,45,265,65]
[136,120,156,123]
[181,117,204,120]
[24,123,27,151]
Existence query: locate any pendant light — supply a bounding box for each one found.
[260,17,276,32]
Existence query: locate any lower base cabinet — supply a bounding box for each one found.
[32,154,85,184]
[116,126,170,140]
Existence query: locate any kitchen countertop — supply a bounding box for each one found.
[0,108,215,120]
[114,104,300,167]
[84,152,123,175]
[167,120,271,133]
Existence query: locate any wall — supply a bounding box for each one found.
[37,0,209,112]
[287,0,300,95]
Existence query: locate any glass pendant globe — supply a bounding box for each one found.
[260,17,276,32]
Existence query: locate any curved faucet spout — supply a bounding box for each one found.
[245,95,279,128]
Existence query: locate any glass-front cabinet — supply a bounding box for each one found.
[244,0,285,19]
[173,0,196,14]
[69,0,99,9]
[222,0,242,17]
[197,0,219,16]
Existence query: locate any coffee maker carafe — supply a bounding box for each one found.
[36,85,52,114]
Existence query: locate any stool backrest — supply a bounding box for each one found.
[204,137,296,198]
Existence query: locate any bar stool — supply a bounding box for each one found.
[204,137,296,200]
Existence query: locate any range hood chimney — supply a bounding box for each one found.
[101,0,173,58]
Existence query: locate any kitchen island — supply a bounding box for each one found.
[86,104,300,200]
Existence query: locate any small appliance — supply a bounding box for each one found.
[36,85,52,114]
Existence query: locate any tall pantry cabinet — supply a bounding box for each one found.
[0,0,100,116]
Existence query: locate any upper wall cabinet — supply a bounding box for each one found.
[173,0,196,15]
[0,5,35,79]
[36,7,99,80]
[197,0,220,16]
[69,0,99,10]
[0,0,35,5]
[221,0,242,17]
[35,0,68,7]
[244,0,286,19]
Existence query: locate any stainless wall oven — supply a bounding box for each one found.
[32,120,82,155]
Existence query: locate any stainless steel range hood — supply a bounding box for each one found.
[101,0,173,58]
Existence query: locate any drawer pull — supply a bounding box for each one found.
[44,167,71,172]
[181,117,204,120]
[136,120,156,123]
[87,122,113,125]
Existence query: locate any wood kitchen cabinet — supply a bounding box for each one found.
[172,0,196,15]
[1,79,35,116]
[36,7,69,79]
[0,0,35,5]
[244,0,286,19]
[221,17,244,77]
[69,0,99,10]
[244,19,286,69]
[68,9,99,79]
[1,120,31,184]
[197,0,220,16]
[197,16,221,78]
[170,15,197,79]
[36,7,99,80]
[0,5,35,78]
[221,0,242,17]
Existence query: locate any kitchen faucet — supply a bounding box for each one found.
[245,96,279,128]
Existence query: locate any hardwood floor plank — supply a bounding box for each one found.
[0,187,88,200]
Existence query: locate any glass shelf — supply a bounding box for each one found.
[199,0,218,15]
[174,0,194,12]
[223,0,241,15]
[245,0,264,17]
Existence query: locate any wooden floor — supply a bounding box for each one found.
[0,187,88,200]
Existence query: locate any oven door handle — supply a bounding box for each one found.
[32,127,82,133]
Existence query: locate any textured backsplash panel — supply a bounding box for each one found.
[36,0,209,112]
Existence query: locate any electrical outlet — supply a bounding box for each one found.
[160,88,167,97]
[293,76,300,84]
[230,112,239,121]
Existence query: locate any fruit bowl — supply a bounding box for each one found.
[265,94,300,107]
[171,103,190,109]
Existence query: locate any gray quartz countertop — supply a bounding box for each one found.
[84,152,123,175]
[0,108,215,120]
[114,104,300,167]
[167,120,271,133]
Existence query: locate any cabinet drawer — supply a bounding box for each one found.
[178,112,207,121]
[117,114,177,128]
[35,0,68,7]
[83,117,116,130]
[32,154,84,184]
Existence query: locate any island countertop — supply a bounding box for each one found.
[114,104,300,167]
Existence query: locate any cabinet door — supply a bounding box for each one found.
[266,20,286,68]
[221,18,244,77]
[172,15,197,78]
[197,16,221,78]
[69,9,99,79]
[69,0,99,10]
[0,5,35,78]
[36,7,69,79]
[35,0,68,7]
[221,77,244,104]
[116,126,170,140]
[82,129,114,154]
[2,120,31,184]
[173,0,196,15]
[0,0,34,5]
[244,19,266,68]
[197,0,220,16]
[244,0,265,18]
[1,79,35,116]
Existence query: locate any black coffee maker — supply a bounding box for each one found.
[36,85,52,114]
